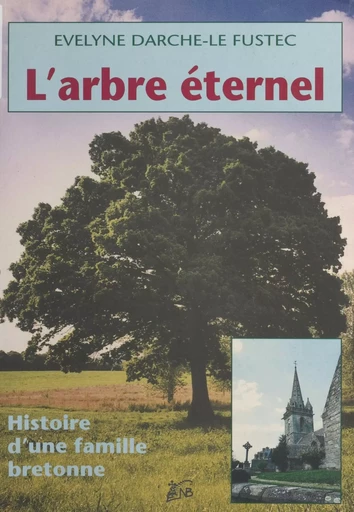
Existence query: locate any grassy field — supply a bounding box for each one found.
[0,371,130,393]
[0,371,229,412]
[0,371,353,511]
[257,469,340,485]
[0,406,232,512]
[343,381,354,405]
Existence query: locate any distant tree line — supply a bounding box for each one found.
[0,350,123,372]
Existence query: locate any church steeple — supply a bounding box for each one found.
[290,364,304,408]
[283,363,314,444]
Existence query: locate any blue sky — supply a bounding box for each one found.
[1,0,354,352]
[112,0,353,23]
[231,338,341,461]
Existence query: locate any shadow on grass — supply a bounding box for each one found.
[127,399,229,414]
[342,410,354,429]
[173,413,231,432]
[128,399,231,430]
[128,400,191,413]
[210,400,231,412]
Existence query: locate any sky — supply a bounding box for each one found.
[231,338,341,461]
[0,0,354,351]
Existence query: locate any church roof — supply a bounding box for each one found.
[290,366,304,408]
[322,356,341,418]
[294,431,324,447]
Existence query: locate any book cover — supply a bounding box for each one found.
[0,1,352,510]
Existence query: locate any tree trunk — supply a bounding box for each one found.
[188,353,214,424]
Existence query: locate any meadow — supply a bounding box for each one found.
[0,371,353,512]
[256,469,340,486]
[0,371,203,411]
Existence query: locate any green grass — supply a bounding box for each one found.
[0,371,130,393]
[1,406,354,512]
[0,371,194,393]
[0,406,231,512]
[0,371,205,413]
[257,469,340,485]
[343,382,354,404]
[0,370,353,511]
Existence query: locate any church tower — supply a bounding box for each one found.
[283,364,314,444]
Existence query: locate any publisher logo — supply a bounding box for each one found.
[166,480,193,502]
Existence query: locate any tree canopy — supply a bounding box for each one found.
[271,435,289,472]
[0,116,347,422]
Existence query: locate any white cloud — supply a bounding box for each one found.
[340,114,354,128]
[336,114,354,150]
[275,407,284,414]
[233,423,283,434]
[337,130,354,148]
[6,0,142,22]
[232,339,243,353]
[308,11,354,76]
[232,380,263,412]
[1,0,142,100]
[339,181,350,188]
[244,128,271,146]
[232,422,283,459]
[276,397,283,403]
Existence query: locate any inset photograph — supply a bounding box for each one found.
[231,338,341,505]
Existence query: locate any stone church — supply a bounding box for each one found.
[251,356,341,471]
[283,357,341,470]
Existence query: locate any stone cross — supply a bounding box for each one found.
[242,441,252,463]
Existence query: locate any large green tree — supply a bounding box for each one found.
[0,116,347,422]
